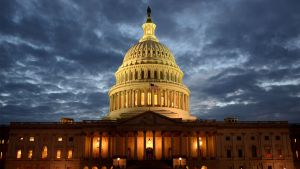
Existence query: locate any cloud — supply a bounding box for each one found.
[0,0,300,123]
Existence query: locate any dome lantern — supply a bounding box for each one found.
[140,6,158,42]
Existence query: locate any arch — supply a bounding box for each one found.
[160,71,164,80]
[101,166,107,169]
[148,70,151,79]
[141,70,144,79]
[41,146,47,158]
[92,167,98,169]
[83,167,88,169]
[201,166,207,169]
[154,71,157,79]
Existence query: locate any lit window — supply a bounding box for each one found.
[296,150,299,159]
[29,137,34,142]
[19,137,23,141]
[0,152,2,159]
[141,92,145,106]
[134,92,138,106]
[17,150,22,159]
[58,137,63,142]
[1,139,4,144]
[56,150,61,159]
[147,92,151,105]
[161,92,164,106]
[41,146,47,159]
[154,93,158,105]
[67,150,73,159]
[295,138,297,143]
[28,150,33,159]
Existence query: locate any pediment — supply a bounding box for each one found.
[118,111,181,126]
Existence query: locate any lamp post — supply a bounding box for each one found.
[117,157,120,167]
[179,157,182,168]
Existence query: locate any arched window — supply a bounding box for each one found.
[252,145,257,157]
[141,70,144,79]
[134,71,137,80]
[141,92,145,106]
[16,150,22,159]
[147,91,151,105]
[201,166,207,169]
[148,70,151,79]
[42,146,47,159]
[56,150,61,159]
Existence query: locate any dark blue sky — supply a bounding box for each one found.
[1,0,300,123]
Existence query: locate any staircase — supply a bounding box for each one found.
[126,160,172,169]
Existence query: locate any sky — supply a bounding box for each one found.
[0,0,300,124]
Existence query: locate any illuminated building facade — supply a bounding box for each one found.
[2,6,298,169]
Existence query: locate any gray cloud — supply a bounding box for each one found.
[0,0,300,123]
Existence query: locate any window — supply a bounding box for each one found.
[69,137,74,142]
[0,152,2,159]
[67,150,73,159]
[29,137,34,142]
[42,146,48,159]
[275,136,280,140]
[265,136,269,140]
[134,91,138,106]
[225,136,230,141]
[17,150,22,159]
[251,136,255,140]
[141,92,145,105]
[154,93,158,105]
[238,149,243,158]
[295,138,297,143]
[278,149,282,157]
[58,137,63,142]
[28,150,33,159]
[56,150,61,159]
[252,145,257,158]
[227,149,231,158]
[265,147,272,158]
[161,92,164,106]
[147,92,151,105]
[296,150,299,159]
[237,136,241,141]
[141,70,144,79]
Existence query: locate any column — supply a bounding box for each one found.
[99,132,102,159]
[188,134,191,158]
[197,133,200,159]
[180,133,183,156]
[171,132,174,158]
[206,132,209,159]
[153,130,156,159]
[90,134,93,159]
[162,131,165,160]
[125,133,128,158]
[108,133,111,159]
[134,131,138,160]
[143,130,146,160]
[115,134,119,156]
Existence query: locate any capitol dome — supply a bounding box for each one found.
[107,7,196,120]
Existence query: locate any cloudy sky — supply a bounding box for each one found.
[0,0,300,124]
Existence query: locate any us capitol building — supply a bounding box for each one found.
[1,7,300,169]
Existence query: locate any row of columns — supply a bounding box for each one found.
[110,89,189,112]
[116,69,182,84]
[87,131,213,160]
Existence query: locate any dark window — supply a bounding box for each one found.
[268,166,272,169]
[148,70,151,79]
[237,136,241,141]
[227,149,231,158]
[141,71,144,79]
[238,149,243,158]
[68,137,74,142]
[265,136,269,140]
[154,71,157,79]
[252,145,257,158]
[275,136,280,140]
[251,136,255,140]
[225,136,230,141]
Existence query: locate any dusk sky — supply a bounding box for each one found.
[1,0,300,124]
